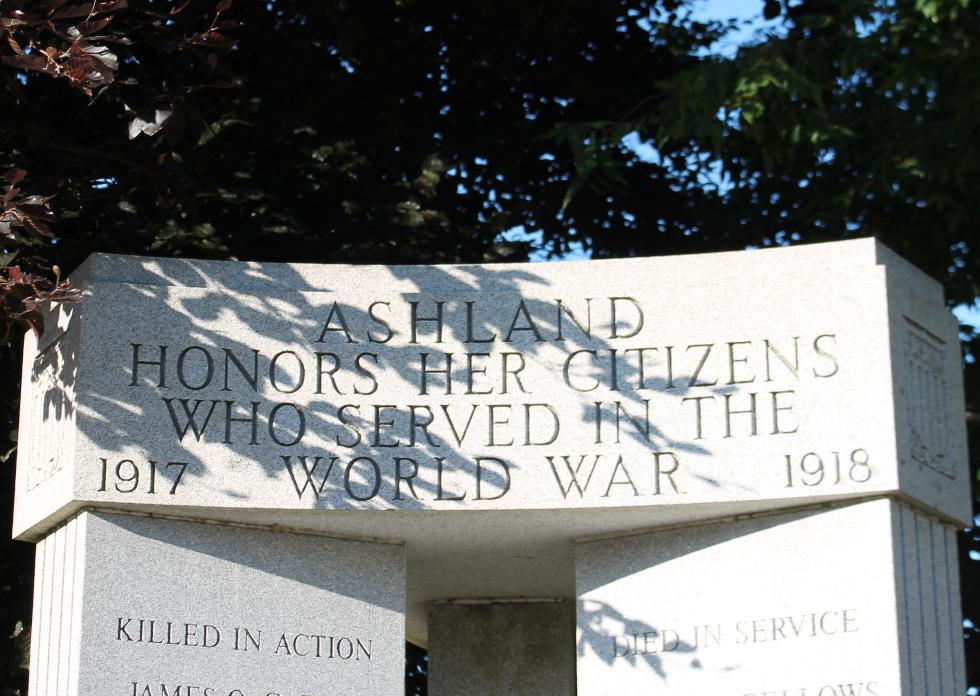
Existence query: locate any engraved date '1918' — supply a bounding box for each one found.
[784,449,871,488]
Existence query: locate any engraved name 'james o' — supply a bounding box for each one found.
[128,683,324,696]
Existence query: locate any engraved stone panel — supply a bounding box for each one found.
[28,511,405,696]
[904,318,953,478]
[13,239,972,675]
[14,302,81,536]
[13,239,971,545]
[24,340,74,491]
[575,499,966,695]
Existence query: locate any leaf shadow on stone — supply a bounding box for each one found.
[574,512,811,683]
[577,598,701,680]
[40,254,723,513]
[104,510,405,614]
[21,326,79,497]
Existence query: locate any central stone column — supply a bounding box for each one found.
[427,599,576,696]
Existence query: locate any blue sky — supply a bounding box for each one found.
[688,1,980,329]
[689,0,783,52]
[516,0,980,330]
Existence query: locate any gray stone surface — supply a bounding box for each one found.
[428,600,575,696]
[15,239,969,538]
[893,502,967,695]
[28,512,82,696]
[575,498,965,694]
[28,511,405,696]
[13,239,971,647]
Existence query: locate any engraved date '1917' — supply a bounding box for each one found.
[98,458,190,495]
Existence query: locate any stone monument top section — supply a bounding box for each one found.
[14,237,971,646]
[15,238,969,543]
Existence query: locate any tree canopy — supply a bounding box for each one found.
[1,1,977,693]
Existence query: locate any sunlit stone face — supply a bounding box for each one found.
[14,239,970,535]
[14,240,971,690]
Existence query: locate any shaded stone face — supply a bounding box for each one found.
[428,600,576,696]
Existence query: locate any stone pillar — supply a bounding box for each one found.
[428,599,576,696]
[27,510,405,696]
[575,499,966,695]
